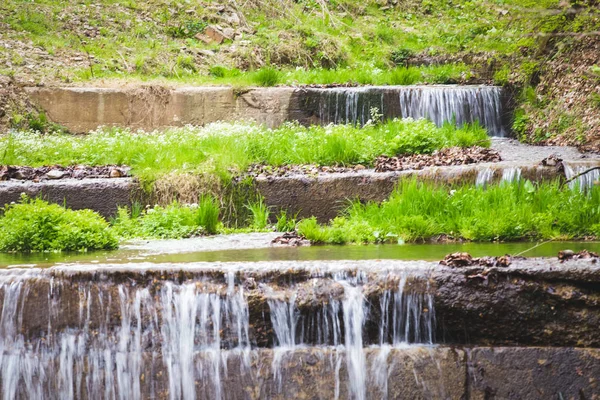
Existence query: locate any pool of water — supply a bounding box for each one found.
[0,239,598,268]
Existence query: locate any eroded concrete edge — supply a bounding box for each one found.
[0,161,591,220]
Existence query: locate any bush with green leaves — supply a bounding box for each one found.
[0,196,118,252]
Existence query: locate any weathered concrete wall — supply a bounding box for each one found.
[0,162,568,220]
[255,162,561,221]
[3,258,599,347]
[26,86,305,132]
[0,178,139,218]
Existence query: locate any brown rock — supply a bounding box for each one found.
[205,26,229,44]
[194,33,212,44]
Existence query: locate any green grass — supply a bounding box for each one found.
[111,196,220,239]
[253,67,282,87]
[0,196,118,252]
[2,179,599,251]
[1,119,489,185]
[297,180,600,244]
[245,197,271,230]
[0,0,567,85]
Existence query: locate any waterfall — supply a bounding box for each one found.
[475,167,495,187]
[501,167,522,184]
[308,85,506,136]
[0,265,436,399]
[564,162,600,191]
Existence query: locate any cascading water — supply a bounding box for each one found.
[501,167,522,184]
[307,85,506,136]
[0,264,436,399]
[475,167,495,187]
[563,162,600,191]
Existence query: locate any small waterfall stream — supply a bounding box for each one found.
[564,162,600,191]
[0,265,437,399]
[306,85,506,136]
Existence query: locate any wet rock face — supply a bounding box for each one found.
[467,347,600,399]
[434,259,600,347]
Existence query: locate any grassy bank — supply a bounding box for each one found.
[1,119,489,184]
[1,180,598,252]
[298,180,600,244]
[0,0,554,85]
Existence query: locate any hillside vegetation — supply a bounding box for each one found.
[0,0,599,149]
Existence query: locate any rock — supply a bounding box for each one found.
[109,168,123,178]
[197,49,216,57]
[375,146,502,172]
[46,169,65,179]
[540,153,563,167]
[205,25,230,44]
[271,231,309,247]
[559,249,598,262]
[194,33,212,44]
[354,164,366,171]
[225,12,241,26]
[222,27,235,39]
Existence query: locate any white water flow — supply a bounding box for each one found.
[564,162,600,191]
[0,267,436,399]
[501,167,522,184]
[475,167,495,187]
[314,85,506,136]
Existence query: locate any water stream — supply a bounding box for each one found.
[0,264,437,399]
[306,85,506,136]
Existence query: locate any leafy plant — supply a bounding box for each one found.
[390,49,414,67]
[275,210,298,232]
[0,196,118,252]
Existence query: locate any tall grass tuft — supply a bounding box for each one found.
[245,198,270,229]
[196,195,220,234]
[253,67,281,87]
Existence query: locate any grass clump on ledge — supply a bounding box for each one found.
[0,196,118,252]
[1,119,489,185]
[112,195,220,239]
[297,180,600,244]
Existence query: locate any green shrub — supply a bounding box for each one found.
[390,49,414,67]
[209,65,228,78]
[0,197,118,252]
[253,67,281,87]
